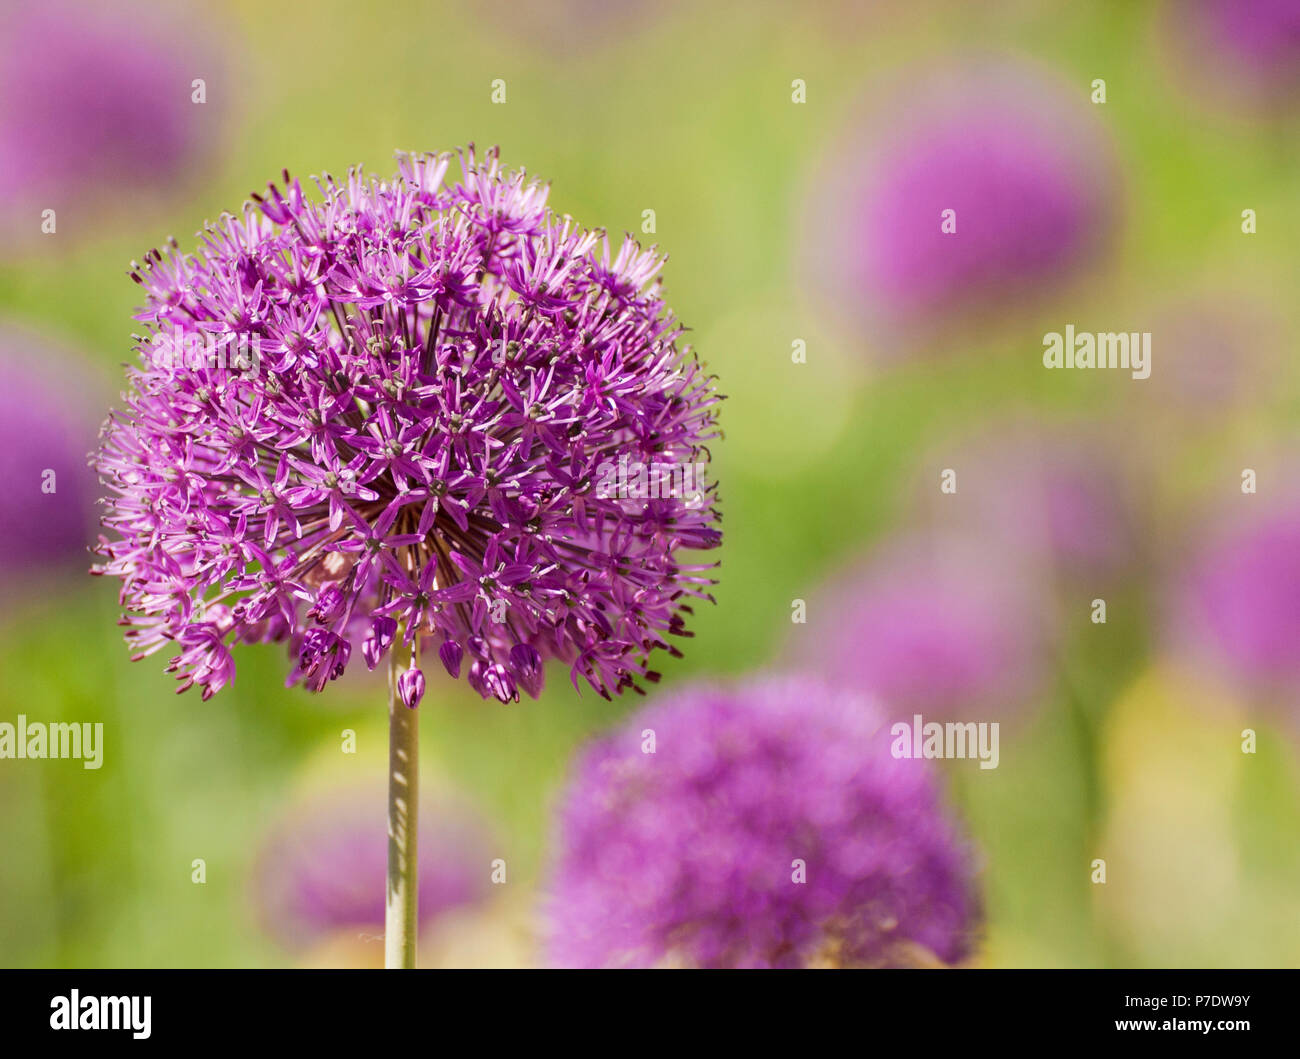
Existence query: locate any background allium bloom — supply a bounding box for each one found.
[93,148,721,703]
[805,61,1115,347]
[0,0,219,231]
[909,423,1133,583]
[1133,293,1282,415]
[1166,0,1300,107]
[546,676,979,968]
[254,786,490,950]
[789,539,1047,724]
[1174,501,1300,687]
[0,326,97,584]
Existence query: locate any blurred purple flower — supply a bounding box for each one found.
[910,424,1133,583]
[0,326,97,586]
[1175,501,1300,687]
[1130,292,1282,416]
[546,675,980,968]
[1168,0,1300,107]
[254,786,491,951]
[789,538,1048,724]
[1204,0,1300,68]
[0,0,221,235]
[804,61,1116,350]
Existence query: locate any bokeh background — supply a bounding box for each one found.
[2,0,1299,967]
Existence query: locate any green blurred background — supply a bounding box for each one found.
[1,0,1298,967]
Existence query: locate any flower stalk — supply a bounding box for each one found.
[385,634,420,969]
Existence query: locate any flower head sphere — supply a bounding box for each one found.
[93,147,722,704]
[546,675,980,968]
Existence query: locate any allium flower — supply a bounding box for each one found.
[1197,0,1300,71]
[1164,0,1300,109]
[546,675,980,968]
[788,538,1047,724]
[0,0,221,237]
[1173,500,1300,689]
[254,785,491,953]
[93,147,721,704]
[803,61,1116,350]
[909,423,1133,583]
[1130,291,1281,416]
[0,325,97,587]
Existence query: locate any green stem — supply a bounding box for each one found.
[385,636,419,969]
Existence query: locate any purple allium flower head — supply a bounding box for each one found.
[804,60,1116,351]
[1201,0,1300,67]
[1166,0,1300,108]
[0,0,220,234]
[1173,500,1300,687]
[788,538,1047,724]
[0,326,97,585]
[92,147,721,703]
[546,675,979,968]
[254,785,490,951]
